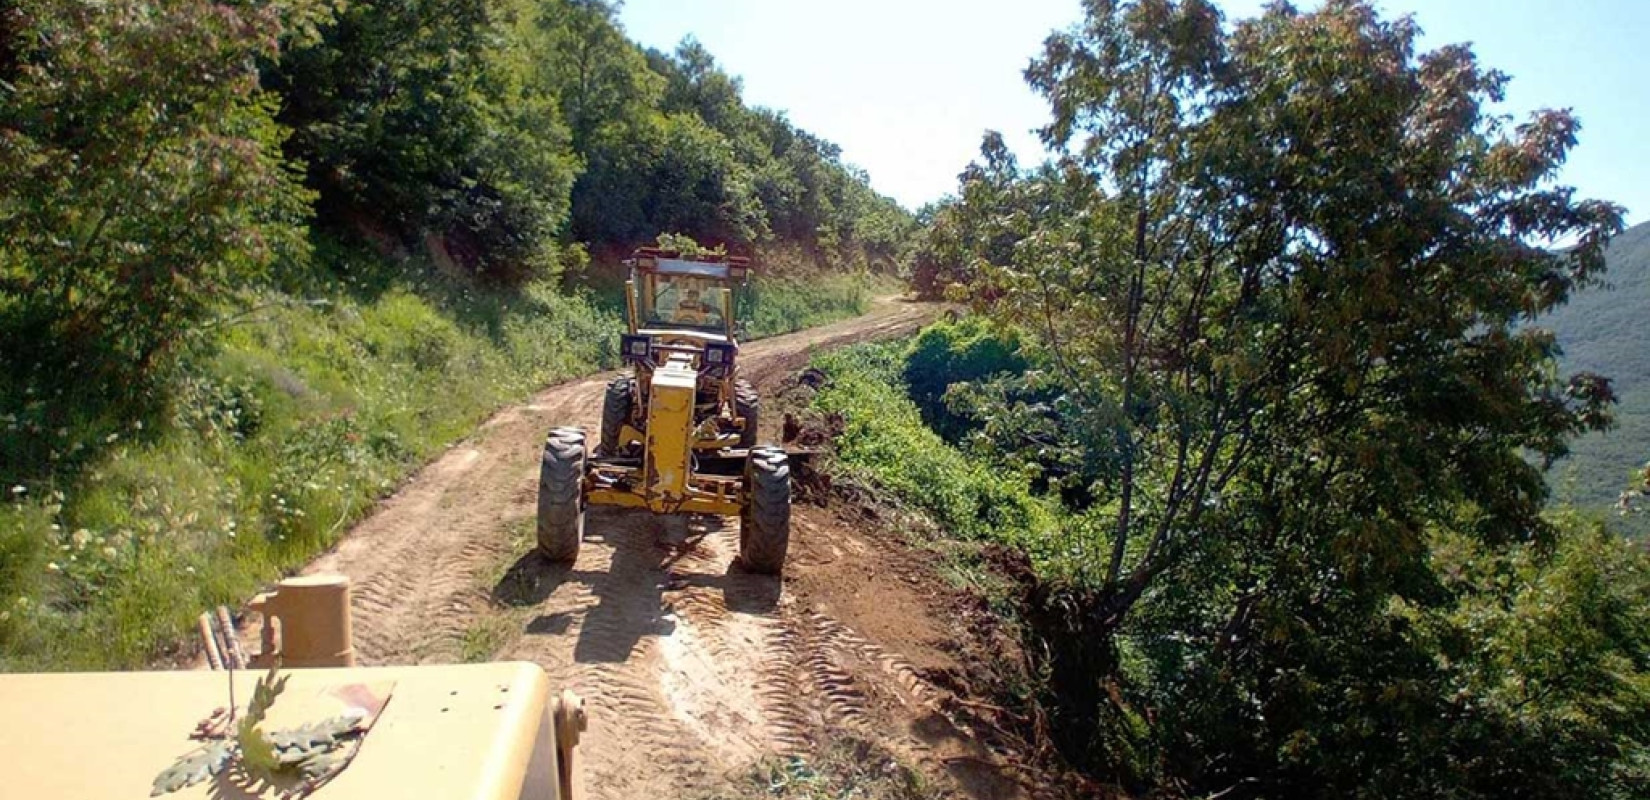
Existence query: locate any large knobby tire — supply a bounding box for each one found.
[734,378,759,449]
[538,427,586,562]
[599,375,635,456]
[739,446,790,574]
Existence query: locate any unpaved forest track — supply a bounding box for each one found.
[263,298,1032,799]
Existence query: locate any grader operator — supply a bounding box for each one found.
[536,248,791,574]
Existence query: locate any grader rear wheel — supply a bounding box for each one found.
[739,446,790,574]
[538,427,586,562]
[735,379,759,449]
[599,375,635,456]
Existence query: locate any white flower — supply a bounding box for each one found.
[45,562,60,573]
[9,485,24,495]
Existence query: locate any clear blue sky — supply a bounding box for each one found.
[619,1,1647,225]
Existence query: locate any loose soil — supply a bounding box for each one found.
[243,298,1056,799]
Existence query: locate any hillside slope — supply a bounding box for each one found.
[0,0,916,668]
[1543,220,1650,532]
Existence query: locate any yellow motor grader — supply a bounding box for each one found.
[537,248,791,573]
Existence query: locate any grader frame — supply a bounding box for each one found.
[536,248,792,574]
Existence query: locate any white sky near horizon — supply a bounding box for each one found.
[619,0,1649,225]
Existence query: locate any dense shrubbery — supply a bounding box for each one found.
[0,0,908,666]
[810,342,1062,566]
[0,243,622,668]
[890,1,1649,796]
[822,322,1650,799]
[901,316,1026,441]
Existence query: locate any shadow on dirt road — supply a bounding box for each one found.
[491,508,781,664]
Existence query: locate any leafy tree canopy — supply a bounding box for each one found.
[922,1,1644,795]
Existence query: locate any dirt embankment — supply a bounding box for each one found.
[251,298,1060,799]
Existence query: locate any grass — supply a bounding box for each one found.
[700,737,937,800]
[745,271,893,339]
[0,246,881,671]
[808,341,1069,574]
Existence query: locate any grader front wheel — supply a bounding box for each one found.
[538,427,586,562]
[739,446,790,574]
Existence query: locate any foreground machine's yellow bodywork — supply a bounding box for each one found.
[0,574,588,800]
[0,663,567,800]
[536,248,792,574]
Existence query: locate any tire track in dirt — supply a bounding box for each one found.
[251,298,976,799]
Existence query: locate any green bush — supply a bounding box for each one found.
[744,273,884,339]
[0,252,622,669]
[810,342,1068,570]
[901,316,1026,440]
[0,246,888,669]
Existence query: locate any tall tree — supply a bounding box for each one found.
[267,0,578,280]
[538,0,660,150]
[0,0,311,378]
[948,0,1629,792]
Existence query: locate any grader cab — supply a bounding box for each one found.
[536,248,791,574]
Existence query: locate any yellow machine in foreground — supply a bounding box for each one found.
[0,575,588,800]
[537,247,791,574]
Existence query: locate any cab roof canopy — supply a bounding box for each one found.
[627,247,751,280]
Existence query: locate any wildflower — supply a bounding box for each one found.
[46,562,60,573]
[9,485,24,495]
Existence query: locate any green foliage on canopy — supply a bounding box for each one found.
[0,0,915,666]
[263,1,912,279]
[914,0,1646,795]
[0,0,314,480]
[0,0,912,478]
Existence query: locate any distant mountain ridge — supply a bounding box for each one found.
[1543,219,1650,533]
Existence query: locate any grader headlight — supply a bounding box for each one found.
[705,343,735,365]
[621,334,651,364]
[704,342,736,377]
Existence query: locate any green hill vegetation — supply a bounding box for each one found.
[0,0,908,667]
[1543,220,1650,533]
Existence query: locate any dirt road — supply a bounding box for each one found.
[279,298,1029,799]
